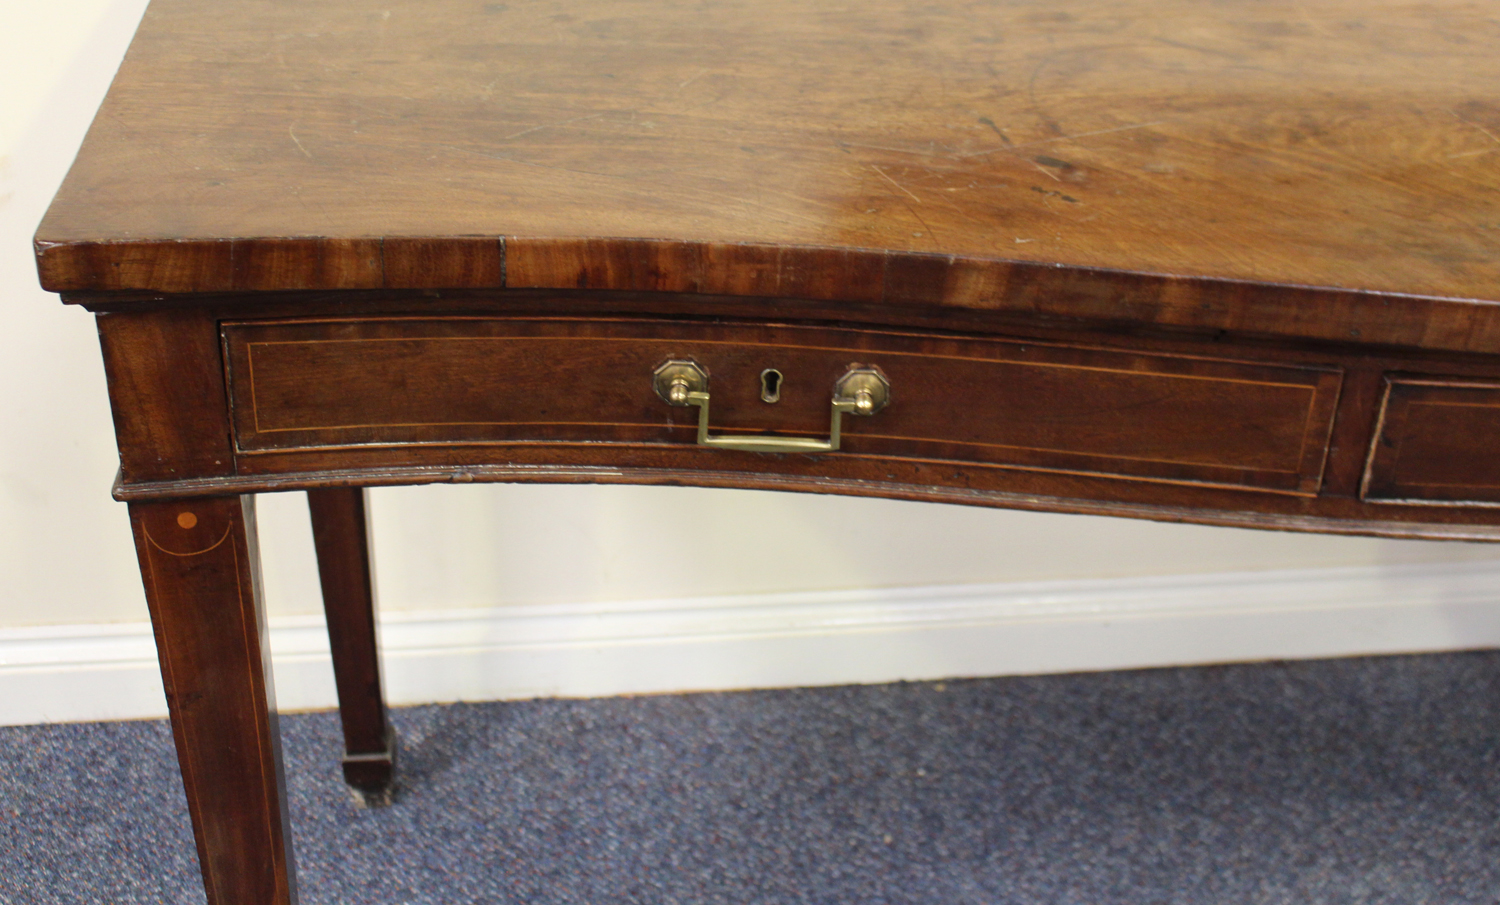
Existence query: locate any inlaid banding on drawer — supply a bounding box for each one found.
[223,318,1342,494]
[1363,376,1500,504]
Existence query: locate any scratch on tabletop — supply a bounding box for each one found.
[438,143,622,179]
[1032,186,1081,204]
[901,197,938,243]
[674,92,733,115]
[349,100,401,119]
[838,140,945,158]
[977,117,1013,146]
[928,191,990,226]
[503,113,604,142]
[872,165,922,203]
[288,124,312,159]
[1449,110,1500,158]
[957,121,1168,159]
[868,170,938,241]
[1031,161,1062,182]
[1153,36,1244,60]
[677,69,710,90]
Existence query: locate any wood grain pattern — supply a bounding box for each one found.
[223,316,1341,494]
[97,308,235,483]
[306,487,395,798]
[1363,377,1500,505]
[88,287,1500,537]
[35,0,1500,353]
[130,495,296,905]
[507,239,888,302]
[382,237,504,290]
[231,239,382,292]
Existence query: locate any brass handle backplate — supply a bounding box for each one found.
[653,360,889,453]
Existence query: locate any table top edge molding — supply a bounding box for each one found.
[37,234,1500,356]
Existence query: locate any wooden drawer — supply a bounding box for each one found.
[1364,376,1500,504]
[223,317,1342,495]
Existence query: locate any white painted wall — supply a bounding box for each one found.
[3,0,1499,700]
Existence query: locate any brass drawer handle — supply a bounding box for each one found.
[653,360,889,453]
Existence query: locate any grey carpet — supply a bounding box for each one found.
[4,652,1500,904]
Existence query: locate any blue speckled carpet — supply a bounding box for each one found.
[4,652,1500,904]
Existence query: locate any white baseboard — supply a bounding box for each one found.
[4,560,1500,726]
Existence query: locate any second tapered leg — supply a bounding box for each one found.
[307,487,396,803]
[132,495,297,905]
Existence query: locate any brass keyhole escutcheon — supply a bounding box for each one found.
[760,369,783,403]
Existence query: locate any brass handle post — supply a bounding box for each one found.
[653,360,888,453]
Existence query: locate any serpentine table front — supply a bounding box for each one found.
[34,0,1500,901]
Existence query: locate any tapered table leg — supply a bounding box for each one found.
[307,487,396,803]
[131,495,296,905]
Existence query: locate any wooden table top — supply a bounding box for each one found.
[35,0,1500,348]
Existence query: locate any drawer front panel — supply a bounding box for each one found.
[1364,377,1500,504]
[223,318,1342,494]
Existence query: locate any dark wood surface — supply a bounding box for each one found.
[35,0,1500,355]
[224,316,1342,494]
[96,307,234,484]
[306,488,395,798]
[78,287,1500,540]
[1364,377,1500,505]
[130,496,295,905]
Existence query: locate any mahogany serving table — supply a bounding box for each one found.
[35,0,1500,901]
